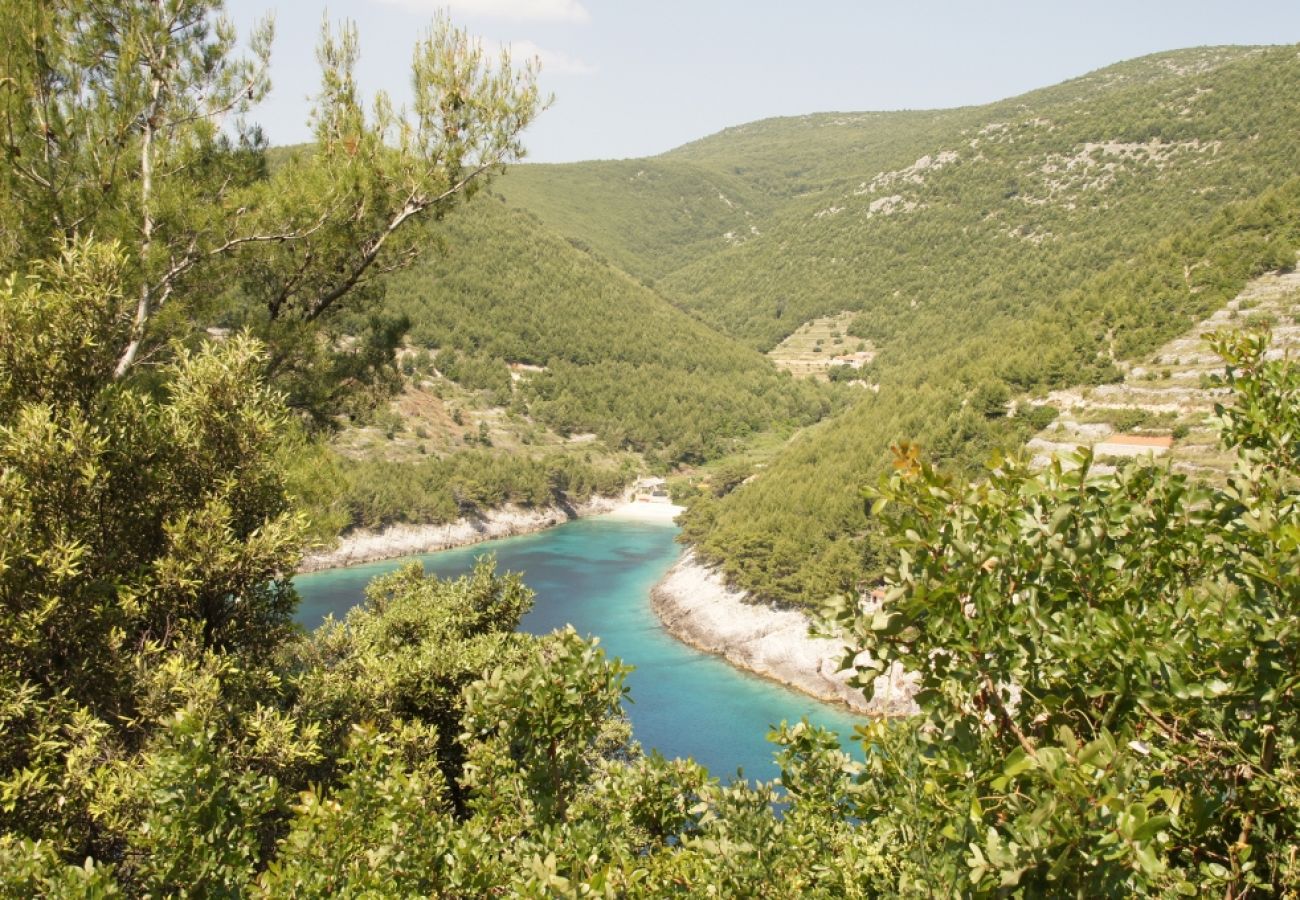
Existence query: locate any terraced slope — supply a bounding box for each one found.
[766,312,871,380]
[1028,263,1300,477]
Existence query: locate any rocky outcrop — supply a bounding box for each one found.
[650,551,916,716]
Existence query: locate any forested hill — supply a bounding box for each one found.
[660,45,1300,349]
[380,197,837,467]
[491,44,1300,604]
[503,45,1299,350]
[491,160,774,282]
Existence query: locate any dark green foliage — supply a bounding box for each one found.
[1016,402,1060,430]
[677,378,1042,603]
[433,348,512,401]
[709,460,754,498]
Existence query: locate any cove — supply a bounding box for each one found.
[293,516,865,782]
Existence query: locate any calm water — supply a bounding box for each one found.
[293,517,864,782]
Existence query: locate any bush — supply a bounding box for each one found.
[1015,402,1060,430]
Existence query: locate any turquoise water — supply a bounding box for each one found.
[293,517,864,782]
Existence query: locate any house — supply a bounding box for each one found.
[828,350,875,369]
[633,477,672,504]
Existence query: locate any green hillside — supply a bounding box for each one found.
[681,180,1300,603]
[661,46,1300,349]
[663,47,1266,199]
[496,159,774,281]
[381,198,838,466]
[494,44,1300,604]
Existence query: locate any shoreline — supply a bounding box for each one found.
[649,550,916,716]
[297,495,624,573]
[299,499,910,718]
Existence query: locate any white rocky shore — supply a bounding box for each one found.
[651,550,916,716]
[298,495,621,573]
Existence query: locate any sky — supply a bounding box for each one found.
[224,0,1300,163]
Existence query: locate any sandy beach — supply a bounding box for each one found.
[599,500,685,523]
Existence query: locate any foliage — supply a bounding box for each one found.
[664,48,1300,350]
[335,449,629,530]
[1015,402,1060,430]
[708,460,755,497]
[255,723,452,897]
[0,0,541,418]
[7,15,1300,895]
[461,627,633,826]
[382,198,840,465]
[0,243,304,854]
[433,348,513,401]
[287,559,534,810]
[6,243,1300,900]
[829,330,1300,894]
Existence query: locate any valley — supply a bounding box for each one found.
[308,43,1300,610]
[5,3,1300,889]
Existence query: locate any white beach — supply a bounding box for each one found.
[600,500,686,523]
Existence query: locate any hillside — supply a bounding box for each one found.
[379,197,839,467]
[661,46,1300,349]
[502,47,1295,338]
[1026,260,1300,477]
[495,159,774,282]
[678,177,1300,603]
[311,44,1300,605]
[494,44,1300,605]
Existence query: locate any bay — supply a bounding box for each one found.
[293,516,864,782]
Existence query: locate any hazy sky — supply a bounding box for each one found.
[224,0,1300,163]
